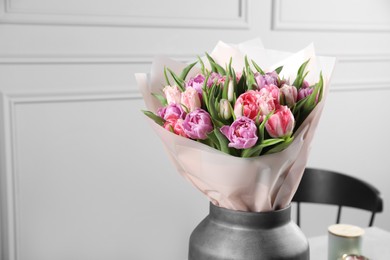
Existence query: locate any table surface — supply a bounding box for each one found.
[309,227,390,260]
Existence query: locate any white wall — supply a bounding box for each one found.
[1,0,389,259]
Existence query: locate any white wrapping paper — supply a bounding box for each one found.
[136,39,336,212]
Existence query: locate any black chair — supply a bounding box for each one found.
[292,167,383,227]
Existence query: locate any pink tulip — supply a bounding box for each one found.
[207,72,225,87]
[258,94,277,120]
[280,84,298,107]
[297,80,313,101]
[220,117,258,149]
[259,84,280,102]
[181,87,201,112]
[265,106,295,138]
[234,90,262,121]
[157,103,186,121]
[183,109,214,140]
[164,118,187,138]
[255,71,279,89]
[163,85,182,104]
[186,74,205,97]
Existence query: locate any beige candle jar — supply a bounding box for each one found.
[328,224,365,260]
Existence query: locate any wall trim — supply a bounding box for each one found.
[0,88,140,260]
[330,80,390,92]
[4,88,142,103]
[333,54,390,63]
[1,52,389,92]
[0,54,196,64]
[0,0,249,29]
[272,0,390,32]
[1,52,390,65]
[0,92,17,260]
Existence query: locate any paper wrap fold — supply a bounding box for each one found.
[136,38,336,212]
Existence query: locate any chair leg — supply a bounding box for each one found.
[336,206,342,224]
[297,202,301,227]
[369,212,375,227]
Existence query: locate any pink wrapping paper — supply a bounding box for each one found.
[136,39,336,212]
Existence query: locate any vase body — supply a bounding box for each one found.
[189,203,309,260]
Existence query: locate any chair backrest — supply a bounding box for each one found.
[292,167,383,227]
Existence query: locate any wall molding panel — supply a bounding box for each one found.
[0,92,18,260]
[0,88,140,260]
[0,0,249,29]
[272,0,390,32]
[0,54,196,65]
[328,53,390,91]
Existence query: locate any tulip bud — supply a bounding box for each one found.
[297,80,313,101]
[280,84,298,107]
[228,81,234,102]
[219,99,232,120]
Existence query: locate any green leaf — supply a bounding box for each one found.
[228,57,233,76]
[298,59,310,76]
[207,84,219,121]
[312,71,324,104]
[207,85,226,127]
[222,68,230,100]
[258,112,273,142]
[152,93,167,106]
[206,53,226,75]
[181,103,190,113]
[168,124,174,133]
[246,70,256,90]
[167,68,185,91]
[265,136,294,155]
[261,138,285,147]
[241,138,284,158]
[241,145,263,158]
[292,97,306,115]
[230,66,237,103]
[231,66,236,84]
[213,128,230,154]
[295,71,309,91]
[236,70,247,97]
[251,59,265,75]
[198,56,206,75]
[163,66,171,86]
[244,56,251,73]
[304,72,323,111]
[205,53,217,73]
[245,56,256,90]
[293,59,310,89]
[316,72,324,103]
[275,65,283,74]
[198,138,213,147]
[207,131,220,150]
[202,76,211,109]
[228,100,236,121]
[180,61,198,81]
[142,110,165,126]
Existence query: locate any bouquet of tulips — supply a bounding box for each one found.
[142,54,322,158]
[137,39,335,212]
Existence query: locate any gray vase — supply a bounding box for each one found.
[189,203,309,260]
